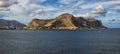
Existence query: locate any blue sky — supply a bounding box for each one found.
[0,0,120,28]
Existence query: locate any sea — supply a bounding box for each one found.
[0,28,120,54]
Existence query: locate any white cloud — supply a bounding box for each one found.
[1,0,84,23]
[71,0,85,9]
[34,9,43,14]
[0,7,10,11]
[0,0,17,11]
[0,0,17,7]
[6,0,90,24]
[74,13,91,18]
[17,0,29,7]
[92,5,107,17]
[80,0,120,9]
[7,0,60,24]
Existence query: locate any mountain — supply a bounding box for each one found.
[0,19,26,30]
[28,13,107,30]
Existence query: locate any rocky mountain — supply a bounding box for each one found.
[28,13,107,30]
[0,19,26,30]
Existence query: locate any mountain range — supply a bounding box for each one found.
[0,19,26,30]
[0,13,107,30]
[28,13,107,30]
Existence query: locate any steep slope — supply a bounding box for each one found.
[86,18,106,29]
[28,18,54,30]
[50,13,77,29]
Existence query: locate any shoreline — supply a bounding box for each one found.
[0,28,113,31]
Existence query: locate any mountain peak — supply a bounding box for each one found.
[56,13,74,19]
[59,13,73,17]
[28,13,107,30]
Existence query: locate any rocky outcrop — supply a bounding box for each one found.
[28,13,107,30]
[0,19,26,30]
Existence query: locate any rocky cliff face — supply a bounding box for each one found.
[28,13,107,30]
[0,19,26,30]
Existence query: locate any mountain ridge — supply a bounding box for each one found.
[0,19,26,30]
[28,13,107,30]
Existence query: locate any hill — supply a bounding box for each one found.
[0,19,26,30]
[28,13,107,30]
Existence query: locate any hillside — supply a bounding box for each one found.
[0,19,26,30]
[28,13,107,30]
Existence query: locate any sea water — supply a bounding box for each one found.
[0,29,120,54]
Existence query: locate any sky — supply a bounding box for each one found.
[0,0,120,28]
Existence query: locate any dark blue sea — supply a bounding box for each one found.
[0,29,120,54]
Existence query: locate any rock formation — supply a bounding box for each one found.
[28,13,107,30]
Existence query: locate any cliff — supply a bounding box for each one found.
[28,13,107,30]
[0,19,26,30]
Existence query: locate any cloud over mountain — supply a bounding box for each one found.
[0,0,120,28]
